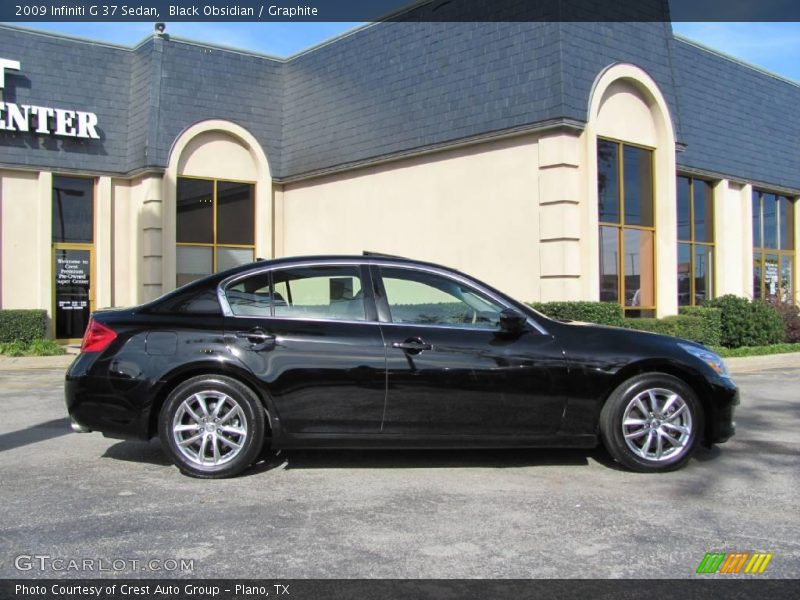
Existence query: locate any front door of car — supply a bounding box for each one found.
[373,265,567,437]
[223,264,387,435]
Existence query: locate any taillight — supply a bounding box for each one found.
[80,319,117,353]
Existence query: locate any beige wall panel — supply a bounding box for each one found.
[178,131,259,181]
[1,170,44,310]
[539,202,581,241]
[539,165,580,205]
[283,136,542,303]
[539,277,582,303]
[741,184,754,298]
[539,240,581,278]
[538,134,580,168]
[595,80,658,147]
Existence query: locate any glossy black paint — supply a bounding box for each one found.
[65,255,738,450]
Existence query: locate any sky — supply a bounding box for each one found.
[9,21,800,82]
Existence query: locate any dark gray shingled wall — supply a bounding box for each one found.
[0,17,798,191]
[0,26,131,173]
[151,39,284,173]
[674,38,800,191]
[282,21,563,177]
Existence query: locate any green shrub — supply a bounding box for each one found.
[678,306,722,347]
[0,310,48,343]
[704,295,785,348]
[765,299,800,343]
[624,315,710,344]
[528,301,624,326]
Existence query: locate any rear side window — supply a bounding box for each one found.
[225,266,367,321]
[274,266,366,321]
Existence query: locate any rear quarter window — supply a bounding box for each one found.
[150,288,222,315]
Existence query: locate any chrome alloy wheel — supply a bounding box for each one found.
[171,391,248,468]
[621,388,693,462]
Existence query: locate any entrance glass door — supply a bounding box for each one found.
[53,245,93,341]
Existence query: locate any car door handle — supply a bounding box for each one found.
[236,329,275,346]
[392,338,432,353]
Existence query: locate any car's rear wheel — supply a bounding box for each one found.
[600,372,703,472]
[158,375,265,478]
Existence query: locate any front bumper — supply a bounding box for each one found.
[707,376,739,444]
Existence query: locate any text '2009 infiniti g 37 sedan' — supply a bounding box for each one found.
[65,253,738,478]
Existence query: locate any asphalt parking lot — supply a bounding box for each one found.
[0,367,798,579]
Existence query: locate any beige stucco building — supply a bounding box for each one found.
[0,19,798,340]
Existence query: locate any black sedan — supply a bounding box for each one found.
[65,254,738,478]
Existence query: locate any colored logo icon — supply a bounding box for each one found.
[696,552,773,574]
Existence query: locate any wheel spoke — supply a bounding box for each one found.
[219,425,245,436]
[661,393,678,416]
[664,404,686,421]
[655,430,664,458]
[662,422,689,435]
[212,435,221,464]
[196,394,211,417]
[660,429,682,448]
[647,390,658,413]
[642,430,654,455]
[218,434,242,450]
[199,433,210,462]
[178,432,203,447]
[634,397,649,417]
[219,406,240,424]
[624,418,647,426]
[174,424,199,433]
[212,398,226,418]
[184,403,203,424]
[625,427,648,440]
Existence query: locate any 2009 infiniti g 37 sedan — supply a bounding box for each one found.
[65,253,738,478]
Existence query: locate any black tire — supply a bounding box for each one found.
[599,372,703,472]
[158,375,266,479]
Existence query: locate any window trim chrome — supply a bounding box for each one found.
[217,259,549,335]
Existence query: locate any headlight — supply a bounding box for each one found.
[678,343,730,378]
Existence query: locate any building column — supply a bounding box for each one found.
[36,171,53,334]
[741,184,754,299]
[794,194,800,305]
[141,175,163,303]
[713,179,747,298]
[537,132,583,302]
[95,177,113,309]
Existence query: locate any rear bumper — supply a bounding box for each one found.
[64,353,151,440]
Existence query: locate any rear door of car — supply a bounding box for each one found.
[372,264,567,438]
[221,262,387,436]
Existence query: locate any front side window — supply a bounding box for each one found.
[598,139,655,317]
[677,176,715,306]
[380,267,504,329]
[176,177,255,287]
[753,190,795,303]
[226,266,366,321]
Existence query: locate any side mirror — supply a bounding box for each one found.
[498,308,527,334]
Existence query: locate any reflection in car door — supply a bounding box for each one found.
[222,264,387,436]
[373,265,568,438]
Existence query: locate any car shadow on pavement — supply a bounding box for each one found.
[102,438,172,466]
[101,440,618,475]
[0,418,72,453]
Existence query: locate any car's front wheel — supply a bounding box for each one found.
[599,372,703,472]
[158,375,265,478]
